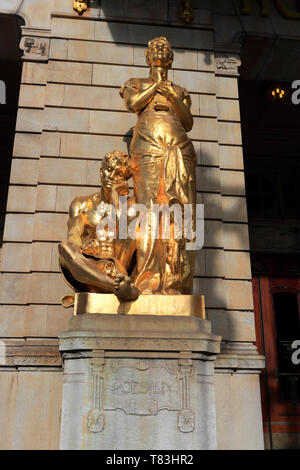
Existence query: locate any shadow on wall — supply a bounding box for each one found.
[100,0,171,23]
[100,0,213,66]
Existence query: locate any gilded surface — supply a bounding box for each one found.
[120,37,196,295]
[73,293,206,318]
[59,150,139,302]
[59,37,197,304]
[73,1,88,15]
[180,0,193,23]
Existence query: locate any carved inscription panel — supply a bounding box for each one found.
[106,359,180,415]
[87,358,195,433]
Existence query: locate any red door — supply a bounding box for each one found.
[253,276,300,442]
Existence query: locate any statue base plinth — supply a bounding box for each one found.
[73,293,206,318]
[59,309,221,449]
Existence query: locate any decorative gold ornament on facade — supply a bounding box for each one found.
[180,0,193,23]
[59,37,198,307]
[73,0,88,15]
[240,0,300,19]
[275,0,300,19]
[240,0,270,16]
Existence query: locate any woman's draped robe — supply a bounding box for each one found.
[122,78,197,294]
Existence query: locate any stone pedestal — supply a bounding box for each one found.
[59,311,221,450]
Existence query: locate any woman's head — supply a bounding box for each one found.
[145,37,174,69]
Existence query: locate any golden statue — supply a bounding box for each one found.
[120,36,196,295]
[59,37,197,303]
[59,150,139,302]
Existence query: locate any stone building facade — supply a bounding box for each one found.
[0,0,300,449]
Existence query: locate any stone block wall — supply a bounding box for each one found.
[0,9,255,344]
[0,368,62,449]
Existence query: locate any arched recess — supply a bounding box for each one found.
[0,14,24,249]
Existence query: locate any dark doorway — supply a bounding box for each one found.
[239,36,300,449]
[0,14,24,248]
[253,276,300,449]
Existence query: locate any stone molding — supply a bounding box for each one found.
[215,341,265,371]
[59,314,222,355]
[0,339,62,367]
[0,338,264,371]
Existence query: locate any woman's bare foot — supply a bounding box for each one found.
[114,274,140,301]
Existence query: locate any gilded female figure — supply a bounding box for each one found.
[120,37,197,295]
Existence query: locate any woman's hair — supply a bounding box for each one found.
[145,36,174,68]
